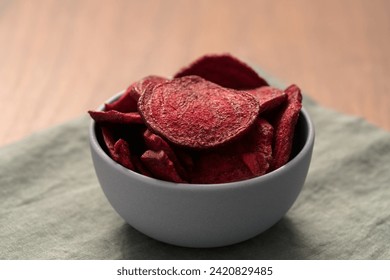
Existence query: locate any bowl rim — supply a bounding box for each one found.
[89,91,315,191]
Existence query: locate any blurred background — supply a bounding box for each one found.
[1,0,389,146]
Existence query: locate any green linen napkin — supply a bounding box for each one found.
[1,81,390,259]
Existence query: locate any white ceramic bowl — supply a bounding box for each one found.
[89,92,315,248]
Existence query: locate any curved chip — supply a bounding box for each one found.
[100,128,135,171]
[240,118,274,175]
[138,76,260,149]
[191,118,274,184]
[140,150,186,183]
[271,84,302,171]
[100,127,117,159]
[88,110,144,124]
[113,139,135,171]
[131,75,169,101]
[246,86,287,113]
[191,152,252,184]
[105,75,168,112]
[143,129,188,180]
[105,82,138,112]
[174,54,269,90]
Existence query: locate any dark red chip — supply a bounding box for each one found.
[88,110,144,124]
[113,139,135,170]
[140,150,186,183]
[100,127,135,170]
[101,127,117,159]
[240,118,274,176]
[138,75,260,149]
[128,75,169,103]
[105,75,168,112]
[132,157,153,177]
[105,82,138,113]
[174,54,269,90]
[191,118,274,184]
[173,148,194,172]
[143,129,188,180]
[271,84,302,170]
[246,86,287,113]
[191,152,252,184]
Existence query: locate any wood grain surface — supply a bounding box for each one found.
[1,0,389,146]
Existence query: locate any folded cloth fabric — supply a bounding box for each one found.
[1,81,390,259]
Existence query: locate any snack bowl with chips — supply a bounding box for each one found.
[89,94,314,248]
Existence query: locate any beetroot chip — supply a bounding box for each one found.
[132,157,153,177]
[271,84,302,170]
[100,127,135,170]
[132,75,169,100]
[173,148,194,172]
[191,152,252,184]
[105,82,138,113]
[99,122,146,168]
[174,54,268,90]
[138,76,260,149]
[113,139,135,170]
[246,86,287,113]
[88,110,144,124]
[140,150,186,183]
[143,129,188,180]
[191,118,273,184]
[105,75,168,112]
[240,118,274,175]
[101,127,117,159]
[241,153,262,176]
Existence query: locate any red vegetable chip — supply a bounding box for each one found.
[143,129,188,180]
[138,75,260,149]
[191,152,252,184]
[240,118,274,175]
[140,150,186,183]
[133,75,169,99]
[241,153,262,176]
[173,148,194,172]
[88,110,144,124]
[105,82,138,113]
[246,86,287,113]
[271,84,302,171]
[191,118,273,184]
[101,127,117,159]
[113,139,135,170]
[174,54,268,90]
[100,127,135,170]
[132,157,153,177]
[105,75,168,112]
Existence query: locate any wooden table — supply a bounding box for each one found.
[1,0,389,146]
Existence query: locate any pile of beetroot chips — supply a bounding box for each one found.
[89,54,302,184]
